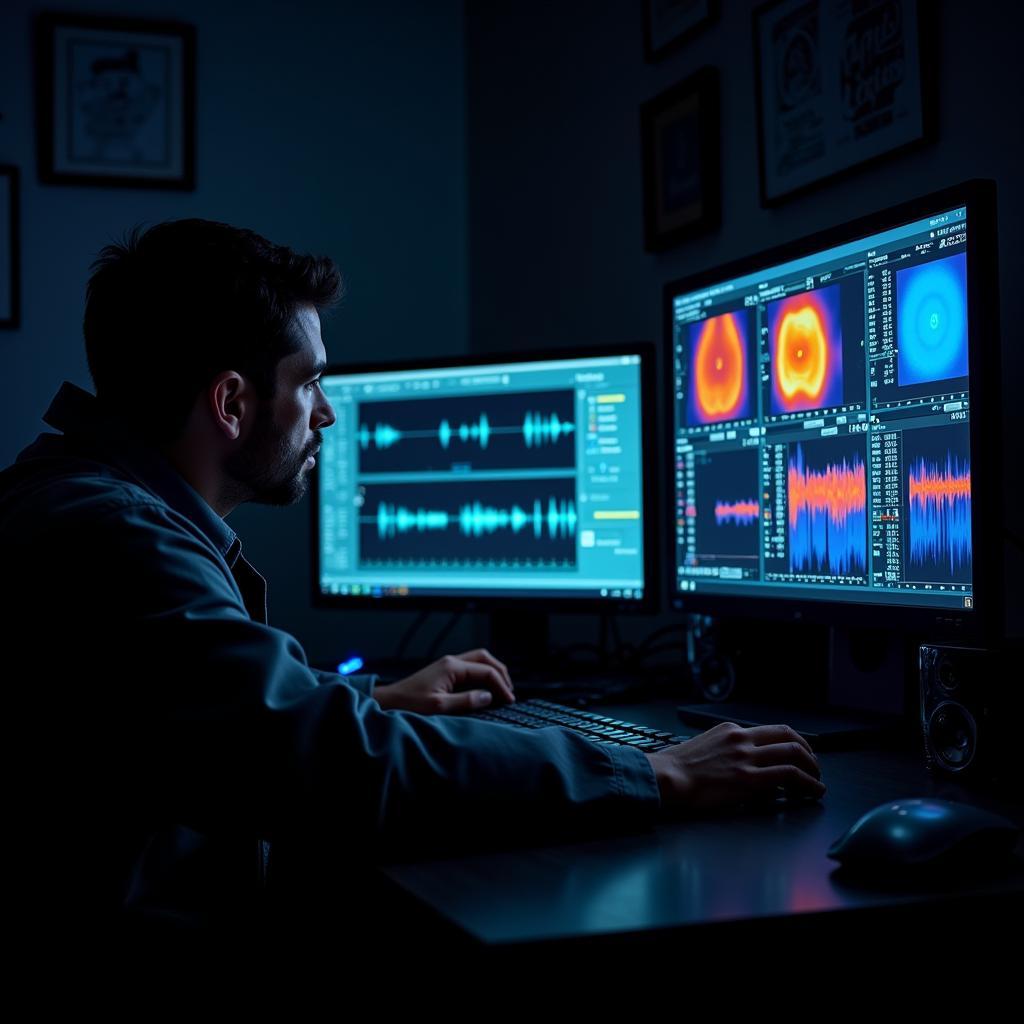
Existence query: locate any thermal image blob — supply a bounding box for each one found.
[686,311,752,425]
[897,252,968,387]
[768,285,843,414]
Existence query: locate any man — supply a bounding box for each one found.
[2,220,823,942]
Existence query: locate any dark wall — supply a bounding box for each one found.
[465,0,1024,639]
[2,1,1020,671]
[0,0,469,663]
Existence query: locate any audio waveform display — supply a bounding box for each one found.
[358,390,576,475]
[905,426,972,584]
[897,252,969,387]
[360,412,575,452]
[374,497,578,540]
[714,500,760,527]
[685,311,755,425]
[787,441,867,577]
[691,447,761,564]
[359,478,577,568]
[768,284,844,414]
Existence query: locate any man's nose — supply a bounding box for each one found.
[315,394,337,429]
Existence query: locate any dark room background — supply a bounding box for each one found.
[2,0,1021,666]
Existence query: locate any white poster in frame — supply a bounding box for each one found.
[35,12,196,190]
[753,0,934,205]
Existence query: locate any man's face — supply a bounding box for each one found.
[225,305,336,506]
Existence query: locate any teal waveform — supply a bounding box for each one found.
[358,423,403,450]
[522,411,574,448]
[359,411,575,451]
[374,498,577,540]
[439,414,491,450]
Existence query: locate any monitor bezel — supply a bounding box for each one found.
[311,341,660,614]
[662,179,1002,645]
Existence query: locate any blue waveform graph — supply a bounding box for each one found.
[358,423,403,451]
[458,498,577,539]
[361,411,574,453]
[522,412,575,448]
[905,425,972,586]
[359,479,578,569]
[787,440,868,579]
[438,414,494,450]
[373,498,577,541]
[357,391,577,475]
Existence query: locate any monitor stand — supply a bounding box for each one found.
[676,625,911,750]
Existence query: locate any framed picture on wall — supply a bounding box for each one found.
[753,0,935,206]
[640,66,720,252]
[0,166,19,329]
[643,0,719,62]
[35,12,196,189]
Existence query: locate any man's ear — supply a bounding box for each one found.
[207,371,251,441]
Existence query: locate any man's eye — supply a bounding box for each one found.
[306,378,322,391]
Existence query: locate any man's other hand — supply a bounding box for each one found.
[645,722,825,810]
[374,649,515,715]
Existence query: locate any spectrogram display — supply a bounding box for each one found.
[788,440,867,577]
[686,311,753,425]
[897,252,968,387]
[359,477,577,567]
[693,447,761,562]
[905,427,972,584]
[768,284,844,414]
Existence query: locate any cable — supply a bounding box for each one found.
[395,610,431,661]
[425,612,463,662]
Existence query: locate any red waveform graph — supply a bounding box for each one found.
[768,285,843,414]
[714,499,760,527]
[908,453,972,581]
[687,312,752,424]
[787,443,867,576]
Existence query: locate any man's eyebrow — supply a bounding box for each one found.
[306,358,327,378]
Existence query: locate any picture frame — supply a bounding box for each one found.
[0,166,19,329]
[753,0,935,206]
[35,12,196,190]
[643,0,719,63]
[640,66,720,252]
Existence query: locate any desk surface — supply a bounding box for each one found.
[379,700,1024,948]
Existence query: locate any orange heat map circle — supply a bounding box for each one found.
[695,314,744,419]
[776,305,827,403]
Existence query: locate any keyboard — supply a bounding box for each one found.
[476,698,693,752]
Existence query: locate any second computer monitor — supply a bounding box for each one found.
[314,346,654,610]
[666,180,1001,641]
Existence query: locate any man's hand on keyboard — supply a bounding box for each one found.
[374,649,515,715]
[645,722,825,810]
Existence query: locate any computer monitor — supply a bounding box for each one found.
[665,180,1002,647]
[312,344,656,614]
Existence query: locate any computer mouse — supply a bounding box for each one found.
[828,797,1020,876]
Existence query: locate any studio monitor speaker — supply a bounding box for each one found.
[919,643,1021,786]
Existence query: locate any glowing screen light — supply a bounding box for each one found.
[686,311,752,424]
[897,252,968,386]
[768,284,843,414]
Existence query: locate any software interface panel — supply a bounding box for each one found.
[318,354,646,602]
[671,204,973,612]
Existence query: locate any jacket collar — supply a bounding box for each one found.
[34,381,238,560]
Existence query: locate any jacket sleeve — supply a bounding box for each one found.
[310,668,378,699]
[73,500,661,852]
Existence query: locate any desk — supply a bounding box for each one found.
[374,700,1024,961]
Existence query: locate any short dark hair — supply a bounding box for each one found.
[84,219,344,443]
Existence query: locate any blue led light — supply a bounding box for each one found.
[337,656,365,676]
